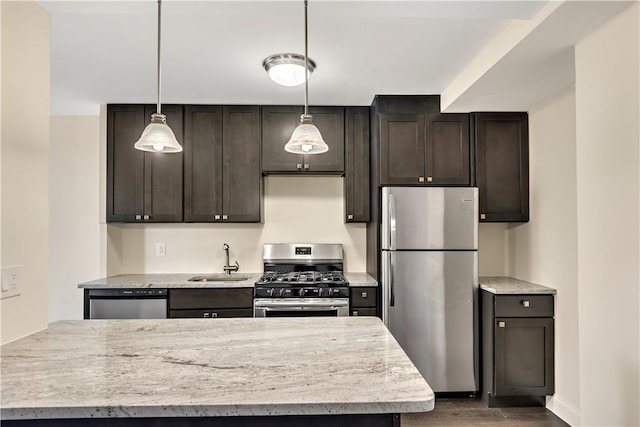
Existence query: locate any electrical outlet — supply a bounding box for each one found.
[1,266,22,299]
[156,243,166,257]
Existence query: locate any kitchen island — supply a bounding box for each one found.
[1,317,433,426]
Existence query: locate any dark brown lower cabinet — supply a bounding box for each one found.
[350,287,378,317]
[168,288,253,318]
[482,290,554,407]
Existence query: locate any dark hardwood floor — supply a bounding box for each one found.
[402,397,570,427]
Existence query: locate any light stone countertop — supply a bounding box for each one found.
[479,276,557,295]
[78,273,377,288]
[1,317,433,420]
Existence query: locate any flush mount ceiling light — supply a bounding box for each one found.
[263,53,316,87]
[284,0,328,155]
[134,0,182,153]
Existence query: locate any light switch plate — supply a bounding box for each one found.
[156,243,166,257]
[1,266,22,299]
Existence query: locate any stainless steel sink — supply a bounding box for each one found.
[187,274,251,282]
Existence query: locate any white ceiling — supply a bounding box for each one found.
[40,1,633,115]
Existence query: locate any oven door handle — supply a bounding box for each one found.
[255,300,349,309]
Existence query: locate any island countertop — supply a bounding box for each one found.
[1,317,432,421]
[77,273,377,288]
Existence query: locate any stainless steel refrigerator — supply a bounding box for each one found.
[381,187,479,393]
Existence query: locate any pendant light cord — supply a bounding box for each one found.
[157,0,162,115]
[304,0,309,117]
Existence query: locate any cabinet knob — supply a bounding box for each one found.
[222,215,228,220]
[352,310,359,316]
[480,213,486,220]
[347,214,354,220]
[418,176,425,183]
[143,215,150,220]
[296,163,302,170]
[211,312,218,318]
[203,312,210,318]
[427,176,433,182]
[214,214,221,220]
[135,214,142,220]
[522,300,530,308]
[361,292,368,298]
[304,164,310,170]
[498,321,506,328]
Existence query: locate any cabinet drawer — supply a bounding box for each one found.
[351,308,377,317]
[169,308,253,318]
[169,288,253,310]
[350,287,377,308]
[494,295,553,317]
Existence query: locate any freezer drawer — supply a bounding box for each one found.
[383,250,478,392]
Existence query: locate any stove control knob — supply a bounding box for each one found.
[279,288,286,297]
[299,288,305,297]
[268,288,275,297]
[318,288,323,297]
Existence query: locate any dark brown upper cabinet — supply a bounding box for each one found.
[344,107,370,222]
[261,105,345,174]
[473,112,529,222]
[184,105,261,223]
[106,104,183,223]
[372,95,471,186]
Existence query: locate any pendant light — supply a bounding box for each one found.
[134,0,182,153]
[284,0,328,155]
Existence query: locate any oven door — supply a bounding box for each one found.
[254,298,349,317]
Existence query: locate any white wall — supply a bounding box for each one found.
[49,116,102,321]
[478,223,510,276]
[575,3,639,425]
[509,87,580,425]
[1,1,50,343]
[112,176,367,274]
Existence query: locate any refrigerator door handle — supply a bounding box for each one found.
[389,193,396,250]
[390,251,395,307]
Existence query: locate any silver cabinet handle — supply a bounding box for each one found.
[418,176,425,183]
[143,215,150,220]
[352,310,359,316]
[347,214,354,220]
[427,176,433,182]
[480,213,486,220]
[296,163,302,170]
[135,215,142,220]
[361,292,368,299]
[522,300,530,307]
[214,214,221,220]
[304,164,310,170]
[222,215,228,220]
[498,321,506,328]
[211,312,218,318]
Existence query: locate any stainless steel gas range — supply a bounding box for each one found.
[254,244,349,317]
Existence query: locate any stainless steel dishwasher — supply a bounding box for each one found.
[86,289,168,319]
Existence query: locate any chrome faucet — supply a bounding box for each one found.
[222,243,239,275]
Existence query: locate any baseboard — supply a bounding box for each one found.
[546,395,581,426]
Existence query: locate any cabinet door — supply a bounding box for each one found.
[379,113,426,185]
[426,113,471,185]
[261,105,303,172]
[474,112,529,222]
[344,107,370,222]
[223,106,261,222]
[494,317,554,396]
[183,105,223,222]
[142,105,183,222]
[107,105,145,222]
[305,106,345,172]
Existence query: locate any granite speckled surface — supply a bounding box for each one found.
[1,317,431,420]
[479,276,557,294]
[78,273,377,289]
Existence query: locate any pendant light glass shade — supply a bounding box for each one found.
[284,0,328,155]
[285,114,328,154]
[134,113,182,153]
[263,53,315,87]
[135,0,182,154]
